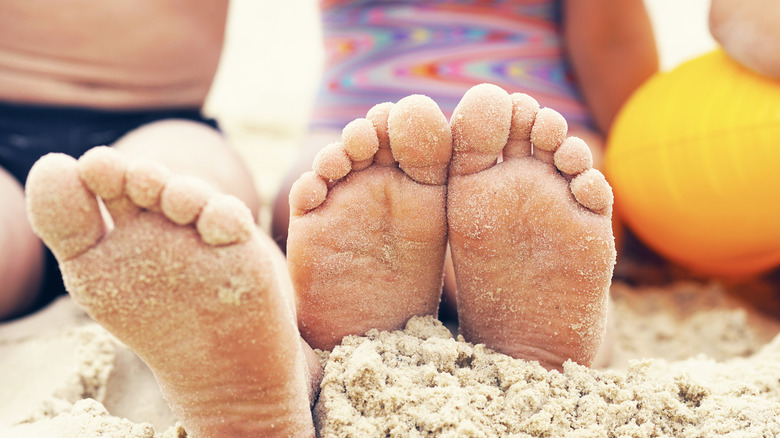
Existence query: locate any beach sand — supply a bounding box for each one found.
[5,0,780,436]
[2,280,780,437]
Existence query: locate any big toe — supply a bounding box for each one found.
[26,153,105,261]
[450,83,513,176]
[388,94,452,185]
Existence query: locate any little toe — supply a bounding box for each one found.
[289,171,328,217]
[388,94,452,184]
[449,83,513,176]
[196,193,255,246]
[26,153,105,262]
[531,107,568,163]
[570,168,613,214]
[160,176,216,225]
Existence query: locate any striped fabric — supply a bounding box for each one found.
[311,0,594,130]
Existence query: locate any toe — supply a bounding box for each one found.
[196,194,255,246]
[554,137,593,176]
[26,153,105,261]
[388,94,452,185]
[504,93,540,159]
[126,160,171,210]
[289,171,328,215]
[367,102,395,166]
[450,83,512,176]
[342,118,379,171]
[313,142,352,181]
[570,168,613,213]
[78,146,127,201]
[531,108,568,163]
[78,146,141,220]
[160,176,216,225]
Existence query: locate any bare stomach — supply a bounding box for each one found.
[0,0,229,110]
[0,64,216,110]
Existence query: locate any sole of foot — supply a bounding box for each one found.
[25,147,315,437]
[447,83,616,371]
[288,95,452,351]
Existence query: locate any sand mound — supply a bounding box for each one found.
[2,281,779,437]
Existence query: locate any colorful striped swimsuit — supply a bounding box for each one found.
[311,0,594,130]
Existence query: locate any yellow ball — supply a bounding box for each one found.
[606,49,780,277]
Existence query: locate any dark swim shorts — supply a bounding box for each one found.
[0,101,220,313]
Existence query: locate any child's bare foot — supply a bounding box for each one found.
[448,84,616,371]
[25,148,315,437]
[288,95,451,351]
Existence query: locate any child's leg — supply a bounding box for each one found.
[710,0,780,79]
[272,0,597,265]
[0,167,44,320]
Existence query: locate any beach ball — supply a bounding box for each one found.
[606,49,780,277]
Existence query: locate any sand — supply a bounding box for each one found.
[2,279,779,437]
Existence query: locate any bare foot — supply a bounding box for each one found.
[288,95,451,351]
[447,84,616,371]
[25,148,315,437]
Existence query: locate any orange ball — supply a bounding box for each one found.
[606,50,780,277]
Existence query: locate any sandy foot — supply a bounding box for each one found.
[448,84,616,370]
[25,148,315,437]
[288,95,452,351]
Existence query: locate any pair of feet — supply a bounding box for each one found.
[25,84,615,437]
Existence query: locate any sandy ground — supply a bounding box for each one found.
[8,1,780,437]
[2,279,779,437]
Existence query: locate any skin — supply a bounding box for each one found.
[26,148,316,437]
[287,83,615,369]
[288,96,452,350]
[447,84,615,370]
[0,0,260,320]
[0,0,228,108]
[562,0,659,135]
[271,0,658,311]
[26,85,616,435]
[709,0,780,79]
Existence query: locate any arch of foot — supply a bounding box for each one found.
[77,146,254,247]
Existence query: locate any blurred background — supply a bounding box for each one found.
[203,0,718,229]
